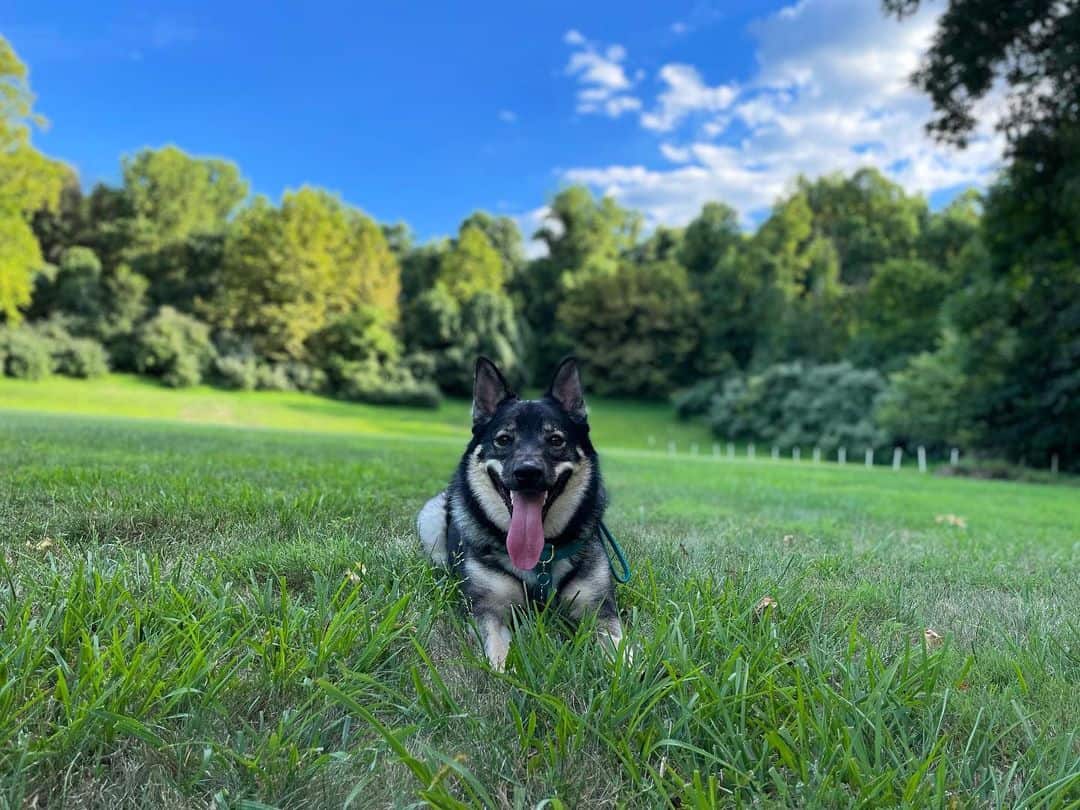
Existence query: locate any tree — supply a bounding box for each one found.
[888,0,1080,468]
[214,188,400,360]
[459,212,525,285]
[121,146,248,252]
[883,0,1080,156]
[678,202,741,281]
[0,36,66,322]
[438,224,505,303]
[521,186,641,371]
[799,169,926,287]
[853,258,950,371]
[556,261,700,397]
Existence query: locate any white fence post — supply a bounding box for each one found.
[793,447,801,462]
[727,442,735,460]
[839,447,847,465]
[892,447,903,471]
[865,449,874,468]
[950,448,959,466]
[748,443,756,460]
[772,446,779,461]
[812,447,821,464]
[1051,454,1059,474]
[917,446,927,473]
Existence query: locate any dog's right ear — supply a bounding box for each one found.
[473,356,515,426]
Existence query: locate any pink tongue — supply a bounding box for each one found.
[507,491,546,570]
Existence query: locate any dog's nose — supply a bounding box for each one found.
[513,463,544,489]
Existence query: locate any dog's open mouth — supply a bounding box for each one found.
[487,468,572,570]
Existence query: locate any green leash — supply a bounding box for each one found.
[533,520,632,601]
[598,520,632,584]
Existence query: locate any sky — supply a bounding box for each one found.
[2,0,1004,247]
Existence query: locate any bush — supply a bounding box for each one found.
[673,377,725,420]
[331,357,441,408]
[282,361,328,393]
[53,336,109,378]
[135,307,216,387]
[308,307,440,407]
[708,362,887,453]
[875,337,971,453]
[254,362,293,392]
[0,328,53,380]
[26,319,110,379]
[213,353,259,391]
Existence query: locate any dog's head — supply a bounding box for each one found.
[468,356,596,569]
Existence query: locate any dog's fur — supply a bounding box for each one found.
[417,357,622,670]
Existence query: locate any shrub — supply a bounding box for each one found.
[254,362,293,392]
[53,336,109,378]
[331,358,441,408]
[135,307,216,387]
[282,361,328,393]
[213,353,259,391]
[0,328,53,380]
[27,319,110,379]
[309,307,440,407]
[708,361,887,453]
[875,337,971,453]
[673,378,725,420]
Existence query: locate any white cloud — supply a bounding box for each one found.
[514,206,552,258]
[498,109,518,124]
[641,64,738,132]
[564,31,642,118]
[560,0,1005,229]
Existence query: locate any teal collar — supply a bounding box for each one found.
[532,521,631,602]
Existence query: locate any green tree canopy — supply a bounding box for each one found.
[556,261,700,397]
[215,188,400,360]
[0,36,66,322]
[438,224,506,303]
[121,146,248,251]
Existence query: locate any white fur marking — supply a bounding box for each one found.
[464,558,526,609]
[562,558,611,618]
[467,454,510,530]
[543,458,592,537]
[481,614,512,672]
[417,492,448,566]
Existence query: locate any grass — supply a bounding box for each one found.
[0,380,1078,807]
[0,374,715,451]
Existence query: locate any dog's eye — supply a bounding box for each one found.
[494,433,513,448]
[548,434,566,448]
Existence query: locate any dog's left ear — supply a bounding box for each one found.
[547,357,586,421]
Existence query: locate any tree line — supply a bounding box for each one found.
[1,11,1077,471]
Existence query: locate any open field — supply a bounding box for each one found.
[0,386,1078,807]
[0,375,715,452]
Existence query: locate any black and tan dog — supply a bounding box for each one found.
[417,357,623,671]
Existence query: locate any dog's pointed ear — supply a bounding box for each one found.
[547,357,586,420]
[473,356,514,426]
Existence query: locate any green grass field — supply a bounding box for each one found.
[1,378,1078,807]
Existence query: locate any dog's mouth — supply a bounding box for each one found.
[487,468,573,570]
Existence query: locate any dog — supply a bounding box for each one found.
[417,356,623,671]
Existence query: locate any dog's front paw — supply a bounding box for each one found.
[481,615,512,673]
[597,617,636,667]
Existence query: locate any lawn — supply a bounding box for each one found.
[0,382,1078,807]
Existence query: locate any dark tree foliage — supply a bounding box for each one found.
[887,0,1080,468]
[883,0,1080,156]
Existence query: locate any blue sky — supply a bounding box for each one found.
[3,0,1002,244]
